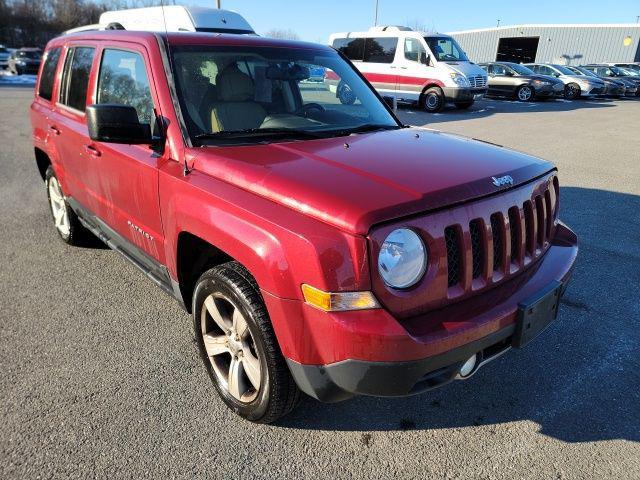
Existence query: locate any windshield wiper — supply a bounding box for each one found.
[323,123,400,138]
[193,128,325,142]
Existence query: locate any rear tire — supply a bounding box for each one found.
[564,83,580,100]
[421,86,444,112]
[454,101,474,110]
[193,261,300,423]
[516,85,534,102]
[45,166,92,246]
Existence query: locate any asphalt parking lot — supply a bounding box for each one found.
[1,87,639,479]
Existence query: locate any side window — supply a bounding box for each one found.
[332,38,365,62]
[493,65,506,75]
[59,47,95,112]
[363,37,397,64]
[404,38,425,63]
[97,49,154,124]
[38,47,61,101]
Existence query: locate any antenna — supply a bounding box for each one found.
[159,0,191,176]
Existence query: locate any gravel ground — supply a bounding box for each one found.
[1,87,639,479]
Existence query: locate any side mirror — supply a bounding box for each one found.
[86,104,153,144]
[505,71,514,76]
[421,52,432,66]
[382,95,397,111]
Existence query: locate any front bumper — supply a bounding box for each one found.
[581,85,606,96]
[533,84,556,97]
[442,86,488,102]
[273,222,578,402]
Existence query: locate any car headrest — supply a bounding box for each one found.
[216,64,254,102]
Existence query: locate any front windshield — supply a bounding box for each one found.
[170,45,399,145]
[506,63,535,75]
[424,37,468,62]
[566,66,583,75]
[551,64,576,75]
[619,67,639,76]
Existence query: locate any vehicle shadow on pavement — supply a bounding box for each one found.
[279,187,640,444]
[397,97,633,125]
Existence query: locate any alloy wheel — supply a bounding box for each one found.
[200,292,262,402]
[48,176,70,236]
[518,86,532,101]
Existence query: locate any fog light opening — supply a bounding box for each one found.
[458,354,478,378]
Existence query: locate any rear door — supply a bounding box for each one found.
[85,43,165,263]
[48,42,98,211]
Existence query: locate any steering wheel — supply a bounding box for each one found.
[299,103,326,117]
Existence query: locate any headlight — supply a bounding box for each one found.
[378,228,427,289]
[449,73,470,87]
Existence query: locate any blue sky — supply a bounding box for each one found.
[184,0,640,42]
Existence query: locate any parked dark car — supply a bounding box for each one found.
[583,64,640,96]
[8,48,41,75]
[479,62,563,101]
[612,63,640,74]
[0,44,10,70]
[565,66,627,97]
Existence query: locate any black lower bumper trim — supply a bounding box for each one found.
[287,324,515,403]
[442,87,488,102]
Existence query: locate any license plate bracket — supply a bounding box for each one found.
[513,281,563,348]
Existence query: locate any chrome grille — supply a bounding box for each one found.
[469,75,487,88]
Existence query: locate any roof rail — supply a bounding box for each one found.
[369,25,414,32]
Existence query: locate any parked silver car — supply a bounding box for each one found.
[524,63,606,99]
[565,66,627,97]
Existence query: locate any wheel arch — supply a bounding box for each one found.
[34,147,51,181]
[419,82,444,105]
[175,231,235,313]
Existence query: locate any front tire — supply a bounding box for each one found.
[421,86,444,112]
[564,83,580,100]
[516,85,534,102]
[45,166,91,245]
[193,262,300,423]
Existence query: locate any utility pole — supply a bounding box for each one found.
[374,0,379,26]
[217,0,221,8]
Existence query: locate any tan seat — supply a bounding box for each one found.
[210,64,267,132]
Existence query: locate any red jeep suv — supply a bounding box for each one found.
[30,31,577,423]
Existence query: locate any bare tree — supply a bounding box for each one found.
[264,28,300,40]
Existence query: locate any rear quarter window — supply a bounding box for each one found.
[38,47,62,101]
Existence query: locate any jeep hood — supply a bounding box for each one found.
[192,128,554,235]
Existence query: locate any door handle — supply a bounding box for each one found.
[84,145,101,157]
[400,66,408,69]
[390,65,397,69]
[48,125,61,136]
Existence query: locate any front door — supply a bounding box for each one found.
[85,43,166,264]
[488,64,516,96]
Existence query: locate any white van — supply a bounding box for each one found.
[65,6,255,35]
[329,26,488,112]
